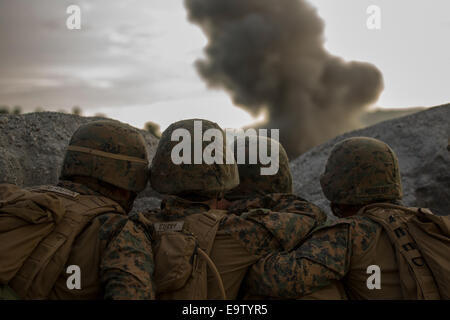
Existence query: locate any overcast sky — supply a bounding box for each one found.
[0,0,449,130]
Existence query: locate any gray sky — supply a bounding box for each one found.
[0,0,449,130]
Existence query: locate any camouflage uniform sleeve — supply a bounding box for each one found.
[264,194,327,223]
[99,214,155,300]
[241,194,328,251]
[245,222,353,298]
[228,194,323,216]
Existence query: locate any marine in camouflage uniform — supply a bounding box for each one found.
[0,120,154,300]
[225,135,300,215]
[224,136,347,299]
[136,119,326,299]
[245,137,422,299]
[224,135,317,217]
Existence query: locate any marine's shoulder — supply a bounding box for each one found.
[337,215,381,253]
[264,193,326,220]
[336,215,381,237]
[227,193,319,214]
[0,183,23,198]
[308,215,381,251]
[221,211,268,232]
[220,212,276,256]
[95,213,131,241]
[262,193,314,207]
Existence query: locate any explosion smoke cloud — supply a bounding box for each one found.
[184,0,384,157]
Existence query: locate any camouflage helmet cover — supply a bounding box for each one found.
[320,137,403,205]
[150,119,239,197]
[60,120,149,193]
[226,136,292,199]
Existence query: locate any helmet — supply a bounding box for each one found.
[150,119,239,197]
[226,136,292,199]
[320,137,402,205]
[60,120,149,193]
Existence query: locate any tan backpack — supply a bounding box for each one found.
[0,184,125,299]
[148,210,227,300]
[360,203,450,300]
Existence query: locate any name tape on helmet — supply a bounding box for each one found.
[67,145,148,164]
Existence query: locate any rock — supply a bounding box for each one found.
[130,197,162,216]
[291,104,450,217]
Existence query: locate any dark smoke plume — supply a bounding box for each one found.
[184,0,384,158]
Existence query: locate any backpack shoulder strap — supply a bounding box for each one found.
[9,188,124,299]
[183,210,227,299]
[184,210,227,254]
[359,204,440,299]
